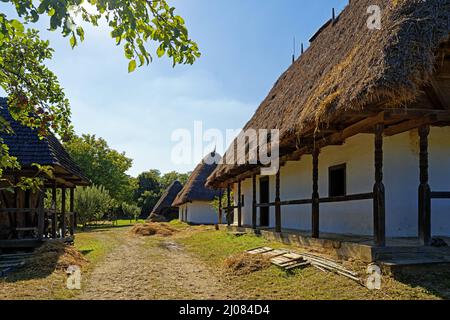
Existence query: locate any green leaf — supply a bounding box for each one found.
[70,35,77,48]
[10,19,24,34]
[128,60,137,73]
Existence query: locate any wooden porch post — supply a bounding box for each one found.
[227,184,231,226]
[51,183,57,238]
[37,189,45,240]
[69,188,75,236]
[418,125,431,246]
[373,124,386,247]
[61,187,66,239]
[252,174,257,230]
[275,170,281,233]
[312,148,320,238]
[218,191,223,224]
[237,180,242,227]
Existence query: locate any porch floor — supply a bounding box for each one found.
[223,225,450,268]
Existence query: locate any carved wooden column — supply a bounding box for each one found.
[37,189,45,240]
[218,191,223,225]
[227,184,232,226]
[69,188,75,236]
[275,170,281,233]
[312,148,320,238]
[252,174,257,229]
[373,124,386,247]
[61,187,66,239]
[51,183,57,238]
[418,125,431,246]
[237,180,242,227]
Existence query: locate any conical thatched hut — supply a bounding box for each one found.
[148,180,183,221]
[207,0,450,253]
[0,98,90,248]
[173,152,223,224]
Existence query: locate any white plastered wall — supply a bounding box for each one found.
[234,127,450,237]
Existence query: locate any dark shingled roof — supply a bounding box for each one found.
[0,97,90,185]
[151,180,183,215]
[173,152,222,206]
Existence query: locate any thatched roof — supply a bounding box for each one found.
[173,152,222,206]
[207,0,450,187]
[151,180,183,214]
[0,98,90,187]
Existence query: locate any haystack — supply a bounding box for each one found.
[224,253,271,276]
[30,240,88,272]
[131,223,178,237]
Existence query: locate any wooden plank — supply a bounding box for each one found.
[373,124,386,247]
[275,170,281,233]
[384,116,436,136]
[246,247,274,255]
[319,192,374,203]
[262,249,289,257]
[418,126,431,246]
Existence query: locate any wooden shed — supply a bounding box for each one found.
[0,98,90,249]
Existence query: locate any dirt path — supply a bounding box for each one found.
[78,233,233,300]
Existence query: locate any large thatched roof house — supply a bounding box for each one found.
[173,152,222,224]
[206,0,450,253]
[149,180,183,221]
[0,98,90,248]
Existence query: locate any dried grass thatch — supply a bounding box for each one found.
[224,253,271,276]
[131,223,178,237]
[150,181,183,220]
[30,240,88,272]
[207,0,450,187]
[173,152,223,206]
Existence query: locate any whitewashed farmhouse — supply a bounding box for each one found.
[173,152,222,225]
[206,0,450,251]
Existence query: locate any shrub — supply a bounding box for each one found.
[75,185,115,228]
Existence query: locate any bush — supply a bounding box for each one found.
[75,185,115,228]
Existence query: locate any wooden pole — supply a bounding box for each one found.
[52,183,57,238]
[418,125,431,246]
[312,148,320,238]
[218,191,223,225]
[37,189,45,240]
[237,180,242,227]
[227,184,231,226]
[252,174,257,230]
[61,187,66,239]
[275,170,282,233]
[69,188,75,236]
[373,124,386,247]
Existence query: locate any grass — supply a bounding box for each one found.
[1,223,449,300]
[0,227,127,300]
[178,229,445,300]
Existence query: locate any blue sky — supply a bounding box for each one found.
[1,1,348,176]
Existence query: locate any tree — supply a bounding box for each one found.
[133,169,161,201]
[75,185,115,228]
[159,171,190,189]
[64,134,134,203]
[0,0,199,187]
[122,202,141,222]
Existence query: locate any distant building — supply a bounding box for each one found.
[173,152,222,225]
[149,180,183,221]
